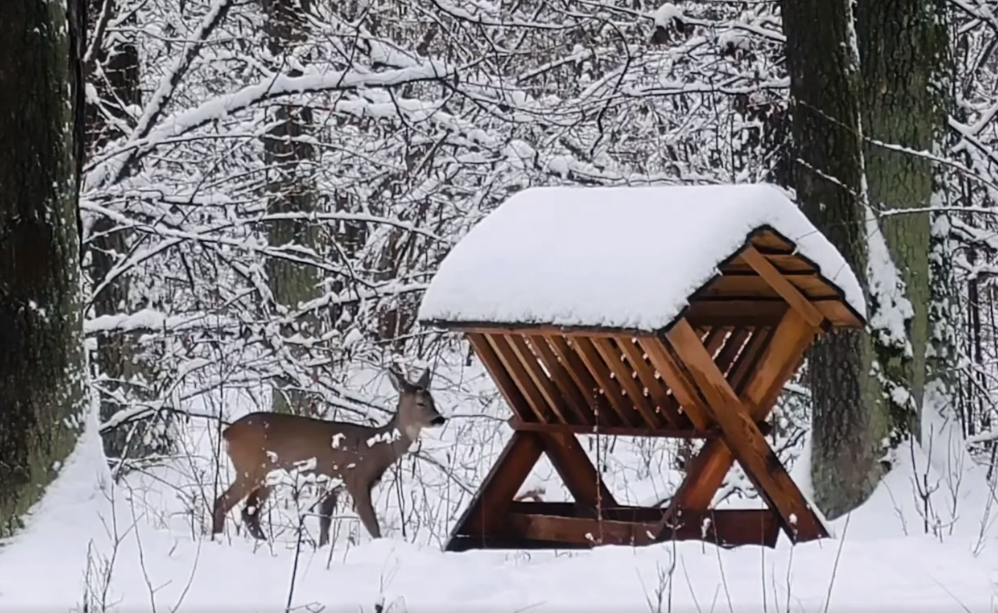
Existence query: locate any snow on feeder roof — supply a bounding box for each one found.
[418,183,865,334]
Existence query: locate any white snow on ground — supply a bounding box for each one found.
[418,183,866,332]
[2,355,998,611]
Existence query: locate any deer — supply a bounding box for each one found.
[210,367,445,547]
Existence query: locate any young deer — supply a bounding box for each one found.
[211,367,445,546]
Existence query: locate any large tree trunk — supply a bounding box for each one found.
[781,0,888,519]
[84,0,164,463]
[854,0,950,444]
[0,0,87,537]
[262,0,323,415]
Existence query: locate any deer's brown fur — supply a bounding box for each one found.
[211,368,444,546]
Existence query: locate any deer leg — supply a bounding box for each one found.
[212,477,255,537]
[317,485,343,548]
[241,485,271,541]
[348,482,382,539]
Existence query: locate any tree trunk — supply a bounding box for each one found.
[0,0,87,537]
[781,0,888,519]
[84,0,165,463]
[854,0,950,444]
[262,0,323,415]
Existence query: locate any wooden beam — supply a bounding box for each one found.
[638,337,713,429]
[662,319,826,542]
[524,335,591,425]
[657,508,782,548]
[614,337,686,428]
[446,430,544,541]
[592,337,662,428]
[467,333,533,422]
[539,430,618,508]
[506,334,571,424]
[486,334,552,423]
[505,512,658,547]
[572,337,641,427]
[712,328,752,379]
[739,246,825,328]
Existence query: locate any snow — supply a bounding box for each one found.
[419,184,867,332]
[3,354,997,612]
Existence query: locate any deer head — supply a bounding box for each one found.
[388,367,445,439]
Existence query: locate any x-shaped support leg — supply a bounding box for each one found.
[655,311,828,543]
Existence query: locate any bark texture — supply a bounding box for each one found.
[855,0,950,443]
[0,0,86,537]
[781,0,886,519]
[262,0,323,415]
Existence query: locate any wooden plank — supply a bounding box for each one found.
[442,323,637,338]
[663,319,827,542]
[702,326,730,359]
[539,430,618,508]
[699,274,839,300]
[657,508,781,548]
[510,419,730,439]
[505,512,658,547]
[721,253,818,274]
[506,334,571,424]
[686,300,788,327]
[592,337,662,428]
[547,335,618,425]
[572,337,641,427]
[638,336,713,429]
[614,337,686,428]
[750,228,796,253]
[740,246,825,328]
[501,508,780,549]
[686,299,858,328]
[525,335,591,425]
[486,334,552,423]
[446,430,544,542]
[467,333,533,422]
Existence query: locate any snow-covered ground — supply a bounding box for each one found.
[2,358,998,612]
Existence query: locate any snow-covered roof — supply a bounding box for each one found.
[418,184,866,333]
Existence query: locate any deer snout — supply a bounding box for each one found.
[429,415,446,426]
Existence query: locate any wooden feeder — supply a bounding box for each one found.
[418,184,866,551]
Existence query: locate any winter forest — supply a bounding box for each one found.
[5,0,998,609]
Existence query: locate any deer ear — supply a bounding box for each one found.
[387,368,406,392]
[415,368,432,389]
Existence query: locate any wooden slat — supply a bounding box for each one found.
[506,334,571,424]
[638,336,713,430]
[663,319,826,542]
[447,430,544,541]
[592,337,662,428]
[686,300,788,327]
[524,335,591,425]
[657,508,782,548]
[699,274,839,300]
[486,334,551,423]
[572,337,640,427]
[614,337,686,428]
[546,335,618,426]
[740,246,825,328]
[539,430,618,507]
[702,327,730,358]
[722,253,818,274]
[510,419,736,439]
[686,299,859,328]
[468,333,533,422]
[750,229,796,253]
[727,327,774,393]
[712,328,752,379]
